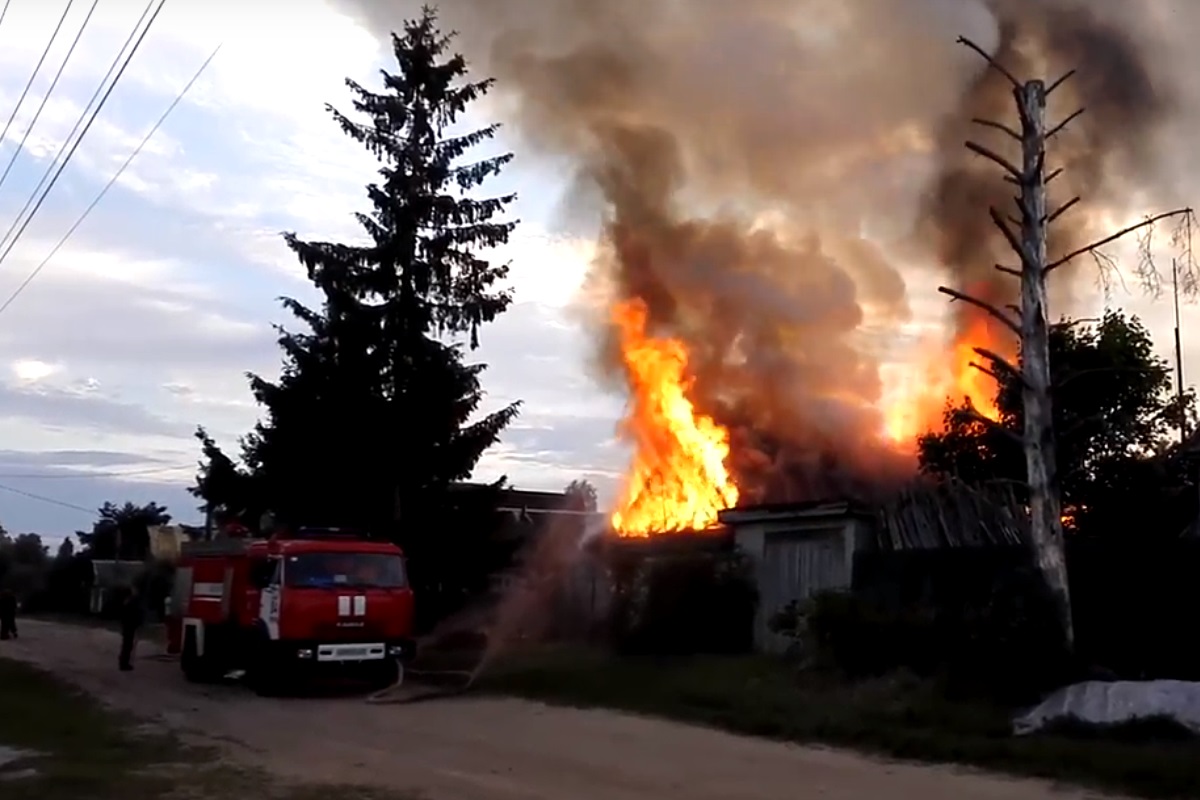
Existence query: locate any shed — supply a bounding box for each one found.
[718,499,875,652]
[89,559,145,614]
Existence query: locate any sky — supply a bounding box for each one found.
[0,0,625,539]
[0,0,1192,541]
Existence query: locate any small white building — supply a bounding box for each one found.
[89,559,145,614]
[718,500,875,652]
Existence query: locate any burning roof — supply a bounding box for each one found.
[329,0,1191,537]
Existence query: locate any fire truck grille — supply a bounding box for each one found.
[313,621,387,641]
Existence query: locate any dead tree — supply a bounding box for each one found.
[938,37,1195,650]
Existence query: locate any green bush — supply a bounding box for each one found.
[610,549,757,656]
[785,569,1071,703]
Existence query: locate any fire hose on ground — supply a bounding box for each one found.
[148,647,485,704]
[364,661,482,704]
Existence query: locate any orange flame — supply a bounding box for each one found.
[609,298,739,537]
[881,315,1006,447]
[608,299,1012,536]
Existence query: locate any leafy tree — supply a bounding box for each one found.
[919,310,1197,537]
[565,479,599,512]
[210,7,521,537]
[7,532,48,564]
[238,289,387,528]
[54,537,74,562]
[0,531,49,597]
[77,501,172,560]
[190,426,260,528]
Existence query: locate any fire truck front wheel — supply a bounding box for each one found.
[369,657,403,690]
[181,628,216,683]
[246,637,292,697]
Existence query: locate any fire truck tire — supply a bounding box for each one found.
[369,657,402,691]
[181,629,215,683]
[247,665,281,696]
[246,635,290,697]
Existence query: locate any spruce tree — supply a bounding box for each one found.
[203,7,522,537]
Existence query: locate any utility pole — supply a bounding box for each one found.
[938,37,1194,651]
[1173,258,1187,445]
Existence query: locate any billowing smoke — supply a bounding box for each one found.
[329,0,1191,505]
[925,0,1180,347]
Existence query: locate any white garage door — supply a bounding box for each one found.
[757,528,850,649]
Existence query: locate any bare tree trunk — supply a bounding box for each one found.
[943,37,1193,654]
[1016,81,1073,647]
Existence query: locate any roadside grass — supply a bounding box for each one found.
[0,657,415,800]
[0,656,188,799]
[480,645,1200,800]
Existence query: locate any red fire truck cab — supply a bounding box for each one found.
[165,527,415,693]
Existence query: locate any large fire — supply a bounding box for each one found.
[881,315,1007,447]
[609,305,1011,537]
[609,298,739,537]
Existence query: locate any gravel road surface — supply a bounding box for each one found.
[1,620,1115,799]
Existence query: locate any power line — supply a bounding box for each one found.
[0,464,193,480]
[0,0,155,259]
[0,39,219,317]
[0,0,165,268]
[0,480,94,515]
[0,0,75,153]
[0,0,12,38]
[0,0,100,196]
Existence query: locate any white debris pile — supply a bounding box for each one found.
[0,745,40,781]
[1014,680,1200,736]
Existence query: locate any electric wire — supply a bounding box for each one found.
[0,463,193,480]
[0,0,12,38]
[0,0,159,260]
[0,0,101,195]
[0,40,219,317]
[0,480,94,514]
[0,0,76,152]
[0,0,167,271]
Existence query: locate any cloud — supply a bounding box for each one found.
[2,0,1194,541]
[0,378,180,437]
[0,448,198,538]
[0,0,627,533]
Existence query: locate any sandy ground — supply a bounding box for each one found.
[0,619,1117,800]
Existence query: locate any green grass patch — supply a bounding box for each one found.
[0,656,187,799]
[0,658,416,800]
[480,646,1200,799]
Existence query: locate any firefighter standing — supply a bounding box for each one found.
[118,585,144,671]
[0,588,17,640]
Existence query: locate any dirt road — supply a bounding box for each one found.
[2,620,1113,800]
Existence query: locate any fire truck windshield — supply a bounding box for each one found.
[283,553,407,589]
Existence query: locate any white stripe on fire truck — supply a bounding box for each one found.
[192,582,224,599]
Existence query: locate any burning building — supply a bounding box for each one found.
[330,0,1191,537]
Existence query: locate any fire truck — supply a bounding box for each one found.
[165,526,415,694]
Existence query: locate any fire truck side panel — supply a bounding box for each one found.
[165,566,192,654]
[232,557,264,629]
[179,555,240,669]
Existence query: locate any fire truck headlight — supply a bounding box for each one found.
[387,645,406,657]
[297,648,314,659]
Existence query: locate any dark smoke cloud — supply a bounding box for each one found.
[329,0,1192,504]
[924,0,1182,345]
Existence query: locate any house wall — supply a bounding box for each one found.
[732,515,867,652]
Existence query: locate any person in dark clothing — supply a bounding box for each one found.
[0,589,16,640]
[118,585,144,671]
